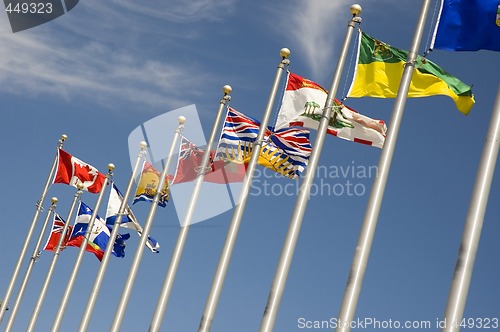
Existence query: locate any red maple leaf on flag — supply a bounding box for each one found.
[53,149,105,193]
[74,162,98,183]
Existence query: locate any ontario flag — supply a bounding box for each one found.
[275,72,387,149]
[53,149,106,193]
[171,136,247,184]
[43,213,72,252]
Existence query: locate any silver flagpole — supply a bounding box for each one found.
[259,7,361,332]
[0,134,67,324]
[78,141,148,332]
[198,49,290,332]
[149,86,232,332]
[110,115,187,332]
[26,186,84,332]
[335,1,432,331]
[3,197,59,331]
[50,164,114,332]
[441,85,500,332]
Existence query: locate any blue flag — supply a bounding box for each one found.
[431,0,500,52]
[67,202,130,260]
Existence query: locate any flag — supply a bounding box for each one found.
[133,161,169,207]
[216,107,312,179]
[66,202,130,260]
[43,213,72,252]
[53,149,106,193]
[431,0,500,52]
[171,136,247,184]
[107,183,160,253]
[347,31,475,115]
[276,72,387,148]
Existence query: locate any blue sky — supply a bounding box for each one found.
[1,1,499,331]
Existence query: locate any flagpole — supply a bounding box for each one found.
[78,141,148,332]
[198,49,290,332]
[26,186,84,332]
[258,7,361,331]
[50,165,114,332]
[3,197,58,331]
[441,85,500,332]
[335,1,431,331]
[0,134,67,324]
[110,115,187,332]
[149,86,232,332]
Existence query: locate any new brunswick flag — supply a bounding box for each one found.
[133,161,169,208]
[347,31,475,115]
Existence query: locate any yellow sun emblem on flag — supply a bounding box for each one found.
[223,140,296,179]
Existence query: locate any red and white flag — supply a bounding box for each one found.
[275,72,387,149]
[53,149,105,193]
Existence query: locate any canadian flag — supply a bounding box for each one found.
[53,149,105,193]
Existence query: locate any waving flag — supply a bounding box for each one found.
[67,202,130,260]
[171,136,247,184]
[53,149,105,193]
[348,31,475,115]
[216,107,312,179]
[276,72,387,148]
[43,214,72,252]
[107,183,160,253]
[431,0,500,52]
[133,161,169,207]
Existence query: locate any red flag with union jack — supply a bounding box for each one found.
[171,136,246,184]
[43,213,72,252]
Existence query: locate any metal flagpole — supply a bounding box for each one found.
[3,197,59,331]
[335,1,432,331]
[198,49,290,332]
[259,7,361,332]
[441,85,500,332]
[149,86,232,332]
[78,141,148,332]
[0,134,67,324]
[26,186,84,332]
[110,115,187,332]
[50,164,114,332]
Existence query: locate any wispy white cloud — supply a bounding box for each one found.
[0,0,236,110]
[112,0,236,23]
[274,0,404,83]
[274,0,353,81]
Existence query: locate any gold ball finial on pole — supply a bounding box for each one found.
[280,48,290,59]
[222,85,232,95]
[77,183,85,190]
[350,4,362,16]
[61,134,68,141]
[177,116,186,125]
[140,141,148,150]
[108,163,115,172]
[51,197,58,204]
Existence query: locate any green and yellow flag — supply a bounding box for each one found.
[347,31,475,115]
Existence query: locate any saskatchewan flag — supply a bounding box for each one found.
[347,31,475,115]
